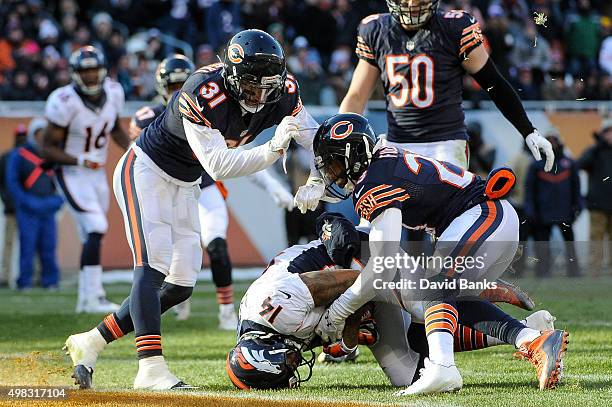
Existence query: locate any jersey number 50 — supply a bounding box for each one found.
[386,54,434,109]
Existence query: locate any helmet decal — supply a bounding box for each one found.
[240,346,283,374]
[228,44,245,64]
[330,120,354,140]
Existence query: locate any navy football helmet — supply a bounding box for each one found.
[313,113,378,201]
[386,0,440,30]
[316,212,361,269]
[69,45,107,96]
[222,29,287,113]
[226,331,314,390]
[155,54,195,102]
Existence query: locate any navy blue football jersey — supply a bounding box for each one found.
[353,146,486,235]
[131,102,216,188]
[137,63,303,182]
[356,10,484,143]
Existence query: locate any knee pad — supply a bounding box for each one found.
[160,282,193,311]
[207,237,232,288]
[81,232,104,267]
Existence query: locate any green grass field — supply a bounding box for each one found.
[1,276,611,406]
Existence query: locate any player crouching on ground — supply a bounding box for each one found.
[311,113,568,394]
[226,212,565,391]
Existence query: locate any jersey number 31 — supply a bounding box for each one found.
[386,55,434,109]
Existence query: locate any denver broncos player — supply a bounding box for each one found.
[63,30,322,391]
[312,114,568,395]
[129,54,294,327]
[42,46,131,314]
[340,1,554,170]
[227,212,559,391]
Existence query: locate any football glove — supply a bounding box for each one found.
[294,175,325,214]
[315,307,345,344]
[269,115,299,155]
[323,339,357,358]
[267,178,295,211]
[525,129,555,172]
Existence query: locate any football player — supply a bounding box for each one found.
[226,212,559,390]
[63,29,323,391]
[129,54,294,327]
[340,1,554,170]
[42,46,131,313]
[312,114,568,394]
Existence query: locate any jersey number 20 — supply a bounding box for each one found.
[386,55,434,109]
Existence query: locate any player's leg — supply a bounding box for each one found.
[532,222,552,278]
[558,223,580,277]
[56,167,117,312]
[199,182,237,329]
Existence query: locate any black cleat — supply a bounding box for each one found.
[170,381,199,390]
[72,364,93,389]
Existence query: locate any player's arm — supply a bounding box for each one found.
[338,59,380,114]
[463,45,554,171]
[40,122,101,168]
[246,168,294,210]
[110,116,132,150]
[316,208,402,342]
[299,269,360,307]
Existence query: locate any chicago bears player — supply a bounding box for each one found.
[312,114,568,394]
[129,54,294,327]
[63,29,323,391]
[227,212,559,390]
[340,1,554,170]
[42,46,131,313]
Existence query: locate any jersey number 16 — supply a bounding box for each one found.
[386,54,434,109]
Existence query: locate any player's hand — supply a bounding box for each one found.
[268,179,295,211]
[294,176,325,214]
[77,155,103,169]
[316,308,346,344]
[323,339,357,358]
[269,116,299,155]
[525,130,554,172]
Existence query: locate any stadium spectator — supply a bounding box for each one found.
[599,20,612,76]
[5,118,63,290]
[195,44,216,68]
[525,130,582,278]
[205,0,242,51]
[565,0,601,79]
[1,70,36,100]
[541,74,577,100]
[0,125,27,287]
[515,67,541,100]
[578,119,612,277]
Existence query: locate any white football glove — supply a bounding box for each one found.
[315,307,346,344]
[525,129,555,172]
[267,179,295,211]
[269,116,299,155]
[294,175,325,214]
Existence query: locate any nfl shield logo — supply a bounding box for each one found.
[406,41,415,51]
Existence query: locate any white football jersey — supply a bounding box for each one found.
[44,79,125,165]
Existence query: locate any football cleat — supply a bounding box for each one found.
[479,279,535,311]
[63,330,106,389]
[78,297,120,314]
[513,329,569,390]
[395,358,462,396]
[218,304,238,331]
[133,356,192,390]
[317,347,360,364]
[71,365,93,390]
[173,299,191,321]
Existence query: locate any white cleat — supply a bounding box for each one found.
[218,304,238,331]
[395,358,462,396]
[523,310,556,332]
[173,299,191,321]
[80,297,120,314]
[63,329,106,389]
[133,356,194,390]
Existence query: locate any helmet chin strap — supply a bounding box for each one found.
[239,99,263,114]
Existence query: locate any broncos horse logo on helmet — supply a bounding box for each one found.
[226,330,314,390]
[386,0,440,30]
[155,54,195,102]
[69,45,107,96]
[313,113,378,201]
[222,29,287,113]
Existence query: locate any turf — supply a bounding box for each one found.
[0,276,611,406]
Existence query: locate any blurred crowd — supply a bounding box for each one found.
[0,0,611,103]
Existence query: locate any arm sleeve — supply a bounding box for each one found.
[577,146,595,171]
[470,58,535,137]
[245,167,283,192]
[5,151,32,209]
[328,208,403,319]
[183,118,280,180]
[293,107,320,174]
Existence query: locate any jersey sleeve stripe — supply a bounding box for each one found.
[291,97,303,116]
[370,187,408,203]
[460,32,481,45]
[462,23,480,35]
[359,194,409,221]
[354,184,394,209]
[179,92,211,127]
[356,37,373,50]
[459,38,482,55]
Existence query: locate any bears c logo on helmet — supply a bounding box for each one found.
[228,44,245,64]
[330,121,354,140]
